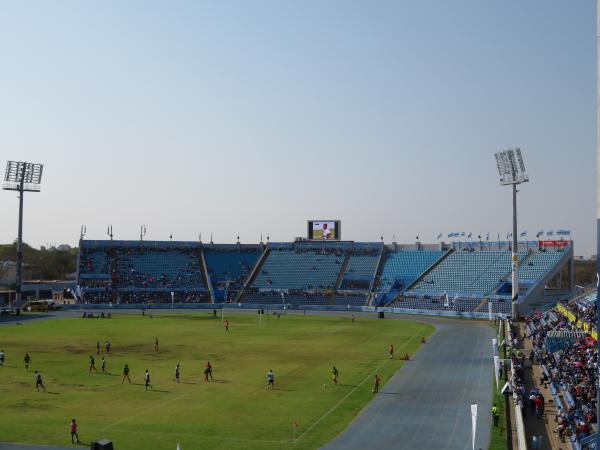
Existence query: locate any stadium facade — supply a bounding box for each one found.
[76,238,574,316]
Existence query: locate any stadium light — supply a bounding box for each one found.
[3,161,44,306]
[596,4,600,449]
[494,148,528,319]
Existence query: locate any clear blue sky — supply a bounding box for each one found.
[0,1,596,255]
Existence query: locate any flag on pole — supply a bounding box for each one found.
[546,230,554,236]
[556,229,571,236]
[493,355,500,390]
[444,292,449,308]
[471,404,478,450]
[486,232,489,241]
[467,232,472,238]
[520,230,527,237]
[436,233,442,240]
[536,229,544,238]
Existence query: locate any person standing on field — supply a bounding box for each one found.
[389,344,394,359]
[267,370,275,389]
[122,364,131,383]
[89,355,97,372]
[373,374,381,393]
[24,353,31,370]
[70,419,79,444]
[174,363,180,383]
[145,369,153,390]
[35,371,46,391]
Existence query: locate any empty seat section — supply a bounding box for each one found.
[378,250,443,292]
[253,250,341,290]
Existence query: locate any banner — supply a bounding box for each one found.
[471,403,478,450]
[493,355,500,389]
[488,301,493,321]
[492,338,498,356]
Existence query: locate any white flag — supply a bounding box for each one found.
[444,293,449,308]
[492,338,498,356]
[488,301,493,321]
[177,444,181,450]
[471,403,478,450]
[493,355,500,389]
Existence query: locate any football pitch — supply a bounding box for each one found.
[0,312,433,450]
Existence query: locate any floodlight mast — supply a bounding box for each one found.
[595,0,600,449]
[494,148,528,319]
[2,161,44,307]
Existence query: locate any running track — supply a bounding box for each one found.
[322,316,495,450]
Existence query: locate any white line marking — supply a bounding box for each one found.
[294,326,427,443]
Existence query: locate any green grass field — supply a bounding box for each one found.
[0,312,432,450]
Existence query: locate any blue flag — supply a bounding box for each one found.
[520,231,527,237]
[437,233,442,240]
[546,230,554,236]
[556,229,571,236]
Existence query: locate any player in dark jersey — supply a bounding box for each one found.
[174,363,180,383]
[122,364,131,383]
[89,355,97,372]
[24,353,31,370]
[35,371,46,391]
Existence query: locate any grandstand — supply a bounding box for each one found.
[77,238,574,315]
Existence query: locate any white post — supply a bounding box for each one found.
[221,305,224,321]
[171,291,174,309]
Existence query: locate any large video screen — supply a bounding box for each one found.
[307,220,341,241]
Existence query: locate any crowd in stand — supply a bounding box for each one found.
[79,246,207,304]
[524,308,597,443]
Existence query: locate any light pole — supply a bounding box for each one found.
[2,161,44,307]
[596,0,600,449]
[494,148,528,319]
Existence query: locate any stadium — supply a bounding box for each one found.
[0,2,599,450]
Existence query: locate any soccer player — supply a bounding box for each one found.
[224,319,229,332]
[0,349,4,366]
[101,357,106,372]
[389,344,394,359]
[70,419,80,444]
[105,339,111,354]
[332,366,339,385]
[154,337,159,352]
[89,355,97,372]
[267,369,275,389]
[24,352,31,370]
[35,371,46,392]
[145,369,152,390]
[373,374,381,393]
[174,363,180,383]
[122,364,131,383]
[351,314,355,323]
[96,341,100,355]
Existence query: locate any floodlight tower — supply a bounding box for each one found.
[586,5,600,447]
[494,148,528,318]
[2,161,44,306]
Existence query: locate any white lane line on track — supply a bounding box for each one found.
[294,325,427,444]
